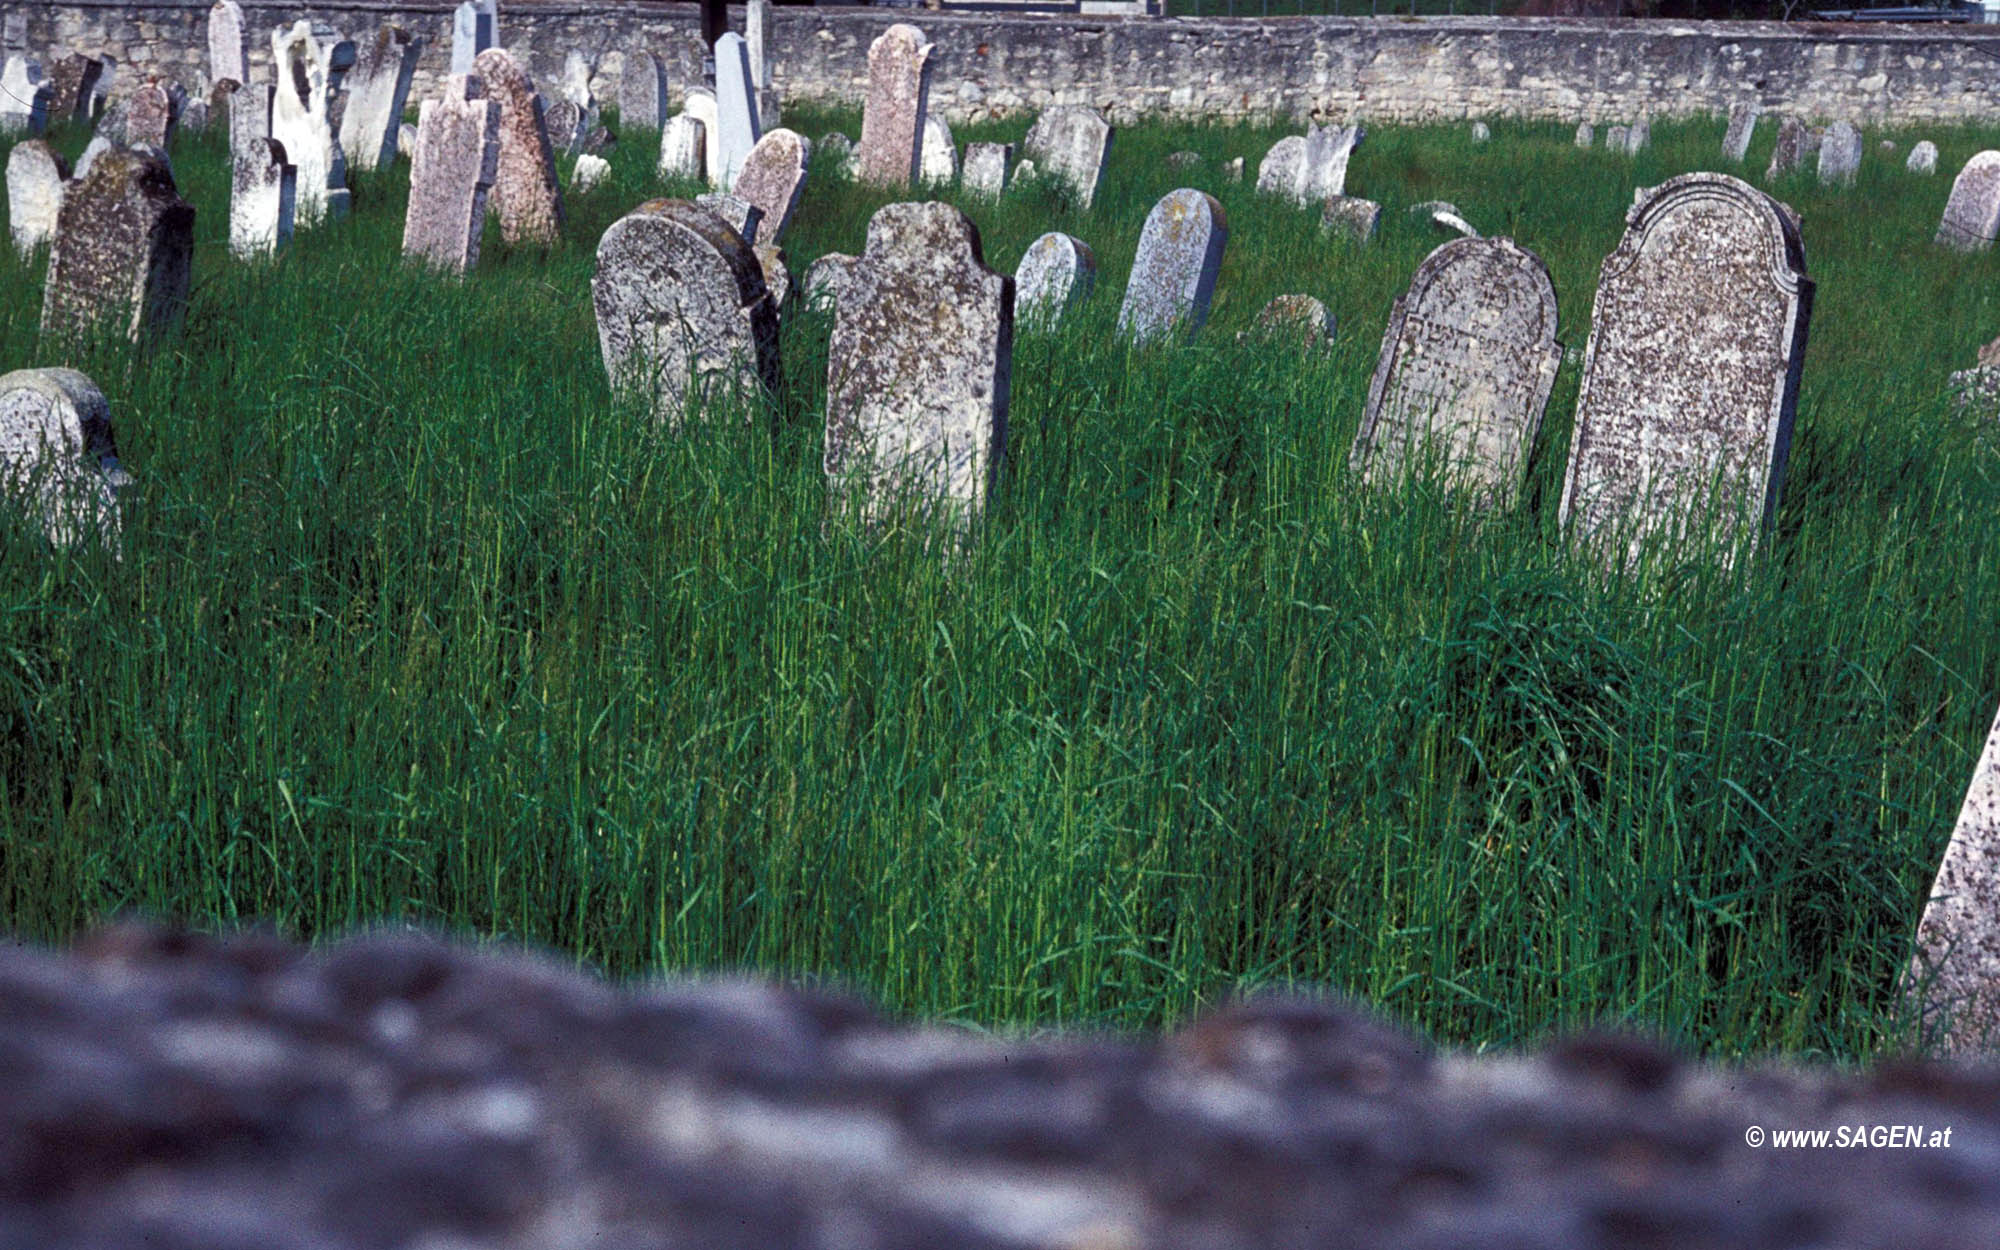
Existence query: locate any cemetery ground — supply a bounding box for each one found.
[5,105,2000,1067]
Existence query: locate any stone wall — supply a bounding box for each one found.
[15,2,2000,129]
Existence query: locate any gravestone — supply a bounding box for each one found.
[753,242,789,307]
[1350,236,1562,509]
[230,136,294,258]
[658,114,706,180]
[757,85,781,135]
[451,0,496,75]
[1256,136,1305,199]
[961,141,1011,198]
[1470,121,1490,144]
[1321,195,1380,243]
[1818,120,1861,187]
[620,50,665,131]
[693,192,763,246]
[1764,116,1808,180]
[818,131,853,171]
[0,368,128,550]
[208,0,248,85]
[1117,188,1227,345]
[748,0,772,88]
[6,141,67,257]
[682,88,720,186]
[474,48,563,246]
[1222,156,1243,182]
[560,50,593,109]
[1021,105,1112,210]
[41,146,194,347]
[1166,150,1201,170]
[73,136,114,181]
[48,54,103,124]
[572,153,610,192]
[180,98,210,134]
[1910,140,1939,175]
[918,113,956,186]
[1558,172,1812,563]
[544,99,584,158]
[714,33,761,190]
[1298,123,1362,203]
[1907,701,2000,1055]
[1242,293,1335,350]
[398,121,416,158]
[340,25,423,173]
[225,79,269,175]
[731,128,810,245]
[1575,122,1593,148]
[403,73,501,274]
[824,201,1012,531]
[855,24,930,188]
[1937,151,2000,250]
[1624,116,1650,154]
[124,81,174,150]
[1722,103,1759,163]
[1415,200,1479,238]
[0,55,48,136]
[1014,230,1095,327]
[593,198,780,428]
[270,21,348,226]
[802,252,855,312]
[1606,125,1629,153]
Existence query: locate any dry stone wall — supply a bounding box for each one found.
[18,4,2000,130]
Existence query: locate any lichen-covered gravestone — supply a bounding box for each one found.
[1256,136,1305,199]
[1321,195,1381,243]
[230,137,295,259]
[693,192,763,246]
[731,128,810,245]
[1242,293,1335,350]
[620,50,665,132]
[658,113,706,180]
[0,55,48,136]
[544,99,584,158]
[474,48,563,247]
[918,114,956,186]
[208,0,247,86]
[825,201,1011,533]
[1021,105,1112,210]
[1014,231,1095,327]
[1910,140,1939,175]
[41,147,194,347]
[124,80,174,149]
[48,53,103,124]
[1722,103,1760,163]
[6,141,66,258]
[802,252,855,312]
[1299,123,1362,202]
[1764,116,1809,180]
[961,142,1011,199]
[714,33,762,191]
[340,25,424,173]
[402,74,501,274]
[1908,700,2000,1055]
[1817,121,1861,187]
[1558,172,1812,564]
[0,368,129,549]
[593,198,780,428]
[1350,237,1562,509]
[1936,151,2000,251]
[270,21,348,226]
[682,88,721,186]
[1117,189,1227,345]
[855,24,931,189]
[450,0,495,74]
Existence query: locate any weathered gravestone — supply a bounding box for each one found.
[41,147,194,347]
[544,99,584,158]
[180,98,210,134]
[658,113,706,180]
[451,0,496,75]
[802,252,855,312]
[919,113,956,186]
[48,54,103,124]
[961,141,1011,199]
[560,50,593,110]
[747,0,772,90]
[74,135,115,182]
[1764,116,1810,180]
[403,74,500,274]
[398,121,416,159]
[340,25,424,173]
[731,128,810,245]
[1256,136,1305,199]
[620,49,665,132]
[1242,293,1335,351]
[1117,189,1227,345]
[1223,155,1243,182]
[1470,121,1490,145]
[224,78,264,169]
[817,131,852,172]
[1559,172,1812,564]
[474,48,563,246]
[825,201,1012,532]
[208,0,248,86]
[6,140,67,258]
[593,198,780,428]
[714,33,762,191]
[1908,700,2000,1055]
[753,242,790,307]
[1298,123,1361,202]
[271,21,348,226]
[0,55,48,136]
[124,80,174,149]
[1350,236,1561,509]
[1722,102,1759,163]
[693,192,763,246]
[1021,105,1112,210]
[855,24,930,189]
[1014,230,1095,327]
[1910,140,1939,175]
[1575,122,1593,148]
[1818,120,1861,187]
[1624,116,1650,155]
[571,152,610,193]
[1606,125,1629,154]
[230,137,294,259]
[1166,150,1201,170]
[681,88,720,186]
[1937,151,2000,250]
[0,368,129,550]
[1321,195,1381,243]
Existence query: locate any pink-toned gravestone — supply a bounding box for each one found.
[1937,151,2000,251]
[208,0,247,85]
[41,146,194,347]
[403,74,501,274]
[474,47,564,246]
[1022,106,1112,210]
[731,128,811,245]
[1117,188,1227,345]
[854,24,931,188]
[0,368,129,550]
[1908,701,2000,1055]
[125,80,174,149]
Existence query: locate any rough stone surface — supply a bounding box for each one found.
[1014,229,1094,327]
[802,250,856,311]
[681,86,720,186]
[48,52,103,124]
[658,112,706,181]
[1765,115,1810,180]
[1299,122,1361,202]
[1117,188,1226,345]
[0,54,49,137]
[818,130,853,171]
[0,368,127,549]
[1818,119,1861,187]
[229,135,294,259]
[1241,292,1335,351]
[855,23,930,189]
[6,140,67,258]
[269,20,346,228]
[123,77,174,151]
[1021,104,1112,210]
[731,127,811,245]
[1938,151,2000,251]
[40,146,194,347]
[961,140,1011,198]
[593,197,780,428]
[474,47,564,247]
[715,32,761,192]
[1256,134,1305,199]
[825,200,1011,532]
[1559,172,1812,564]
[543,98,583,157]
[1911,140,1940,175]
[918,112,956,186]
[1722,101,1759,162]
[339,25,423,174]
[449,0,495,75]
[1910,699,2000,1055]
[748,0,772,89]
[1469,120,1489,143]
[1351,236,1562,510]
[570,152,610,193]
[206,0,246,85]
[402,72,500,274]
[1321,193,1380,243]
[693,192,763,247]
[619,48,665,131]
[1575,121,1593,147]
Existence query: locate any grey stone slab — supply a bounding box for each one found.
[560,49,593,109]
[1575,122,1593,148]
[918,114,955,186]
[1299,123,1362,202]
[855,24,930,189]
[402,72,500,274]
[1014,230,1094,327]
[1910,140,1939,175]
[716,33,762,192]
[658,113,707,180]
[961,141,1011,199]
[747,0,772,89]
[731,128,810,245]
[270,21,347,228]
[1255,136,1305,200]
[474,48,563,246]
[1320,194,1380,243]
[619,49,665,132]
[1021,105,1112,210]
[339,25,424,173]
[1241,293,1334,351]
[1117,188,1226,345]
[6,140,67,258]
[41,146,193,347]
[1938,151,2000,250]
[1605,125,1629,153]
[1470,121,1489,144]
[230,136,294,259]
[73,135,113,181]
[1722,102,1759,163]
[451,0,496,75]
[681,87,720,186]
[693,192,763,247]
[208,0,248,86]
[1817,120,1860,187]
[1908,702,2000,1055]
[0,367,127,550]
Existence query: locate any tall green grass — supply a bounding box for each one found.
[3,104,1999,1062]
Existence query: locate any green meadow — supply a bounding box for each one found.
[4,101,2000,1063]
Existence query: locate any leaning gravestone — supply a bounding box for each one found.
[48,54,103,124]
[1765,116,1809,180]
[125,81,174,149]
[1321,195,1381,243]
[1937,151,2000,250]
[1015,230,1095,327]
[6,141,68,258]
[961,141,1011,198]
[0,368,128,550]
[41,146,194,347]
[474,47,563,246]
[230,137,294,259]
[693,192,763,246]
[208,0,248,85]
[855,24,930,188]
[271,20,348,226]
[1722,102,1760,163]
[919,114,956,186]
[1349,236,1562,510]
[1117,188,1227,345]
[403,74,500,274]
[0,55,48,136]
[340,25,424,173]
[450,0,496,75]
[682,87,720,186]
[714,33,761,191]
[1021,105,1112,210]
[824,201,1012,532]
[620,49,666,132]
[1907,700,2000,1055]
[593,198,780,429]
[1910,140,1939,175]
[731,128,810,245]
[1256,136,1305,199]
[1818,120,1861,187]
[1559,172,1811,564]
[73,136,114,181]
[658,113,706,180]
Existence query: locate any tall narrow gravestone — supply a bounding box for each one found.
[620,49,665,132]
[0,55,48,136]
[0,368,129,550]
[825,201,1012,532]
[230,136,295,259]
[855,24,930,189]
[271,21,348,227]
[403,74,501,275]
[1558,173,1812,565]
[1117,188,1227,345]
[731,128,810,245]
[1349,237,1562,510]
[681,88,721,186]
[1907,700,2000,1055]
[594,198,780,429]
[1936,151,2000,251]
[473,47,563,246]
[714,32,762,192]
[340,25,424,173]
[1022,106,1112,210]
[41,147,194,347]
[209,0,248,86]
[1818,120,1861,187]
[1722,103,1760,163]
[6,141,68,258]
[747,0,772,90]
[1014,231,1095,328]
[451,0,496,75]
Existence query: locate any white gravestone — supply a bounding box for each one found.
[0,368,129,550]
[1937,151,2000,251]
[6,140,67,257]
[1014,230,1095,328]
[918,113,956,186]
[714,33,762,192]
